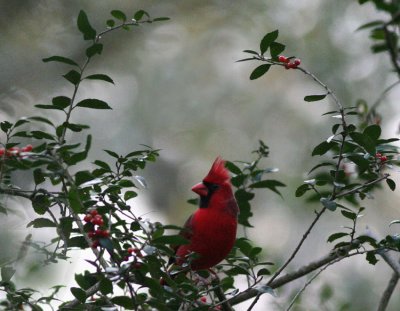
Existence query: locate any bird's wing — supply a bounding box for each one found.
[168,214,194,265]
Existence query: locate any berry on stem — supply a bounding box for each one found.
[278,55,288,63]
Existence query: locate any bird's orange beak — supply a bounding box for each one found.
[191,182,208,197]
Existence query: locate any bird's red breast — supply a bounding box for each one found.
[175,157,239,270]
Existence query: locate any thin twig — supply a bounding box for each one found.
[335,174,390,199]
[285,258,340,311]
[266,206,327,286]
[247,293,262,311]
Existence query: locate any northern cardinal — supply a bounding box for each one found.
[173,157,239,270]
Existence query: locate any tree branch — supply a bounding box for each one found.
[229,245,356,306]
[377,271,399,311]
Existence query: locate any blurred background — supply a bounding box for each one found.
[1,0,400,310]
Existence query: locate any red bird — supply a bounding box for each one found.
[174,157,239,270]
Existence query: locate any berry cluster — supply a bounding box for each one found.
[83,209,109,248]
[122,247,144,268]
[278,55,301,69]
[375,152,388,163]
[0,144,33,158]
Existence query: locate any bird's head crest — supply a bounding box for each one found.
[203,157,230,185]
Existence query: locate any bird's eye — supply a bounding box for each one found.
[203,181,219,191]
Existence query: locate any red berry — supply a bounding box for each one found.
[127,247,134,254]
[0,149,4,156]
[380,156,388,162]
[200,296,207,303]
[375,153,382,158]
[278,55,287,63]
[88,231,95,238]
[284,63,291,69]
[21,144,33,152]
[7,147,19,156]
[288,62,298,69]
[96,229,109,238]
[293,58,301,66]
[83,214,92,223]
[90,209,98,216]
[91,214,103,225]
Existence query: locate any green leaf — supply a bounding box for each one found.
[63,70,81,85]
[32,194,50,215]
[42,55,79,66]
[86,43,103,58]
[119,179,135,188]
[320,198,337,211]
[308,162,335,175]
[27,218,56,228]
[152,235,189,245]
[106,19,115,27]
[356,20,384,31]
[312,141,336,156]
[270,42,285,58]
[225,161,242,175]
[304,94,327,102]
[75,171,94,186]
[111,10,127,22]
[366,252,378,265]
[363,124,381,141]
[347,155,369,174]
[124,191,137,201]
[77,10,96,41]
[386,178,396,191]
[68,236,88,249]
[14,119,29,127]
[134,10,150,21]
[327,232,348,243]
[52,96,71,109]
[1,267,16,282]
[71,287,87,303]
[243,50,259,55]
[260,30,279,55]
[235,189,255,203]
[34,104,64,110]
[31,131,55,140]
[0,121,13,133]
[84,74,114,84]
[68,187,82,213]
[153,17,170,22]
[33,169,45,185]
[295,184,310,197]
[349,132,376,155]
[93,160,111,170]
[249,179,286,196]
[111,296,135,309]
[65,122,90,132]
[341,210,357,220]
[104,149,119,158]
[250,64,271,80]
[76,99,112,109]
[99,278,113,295]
